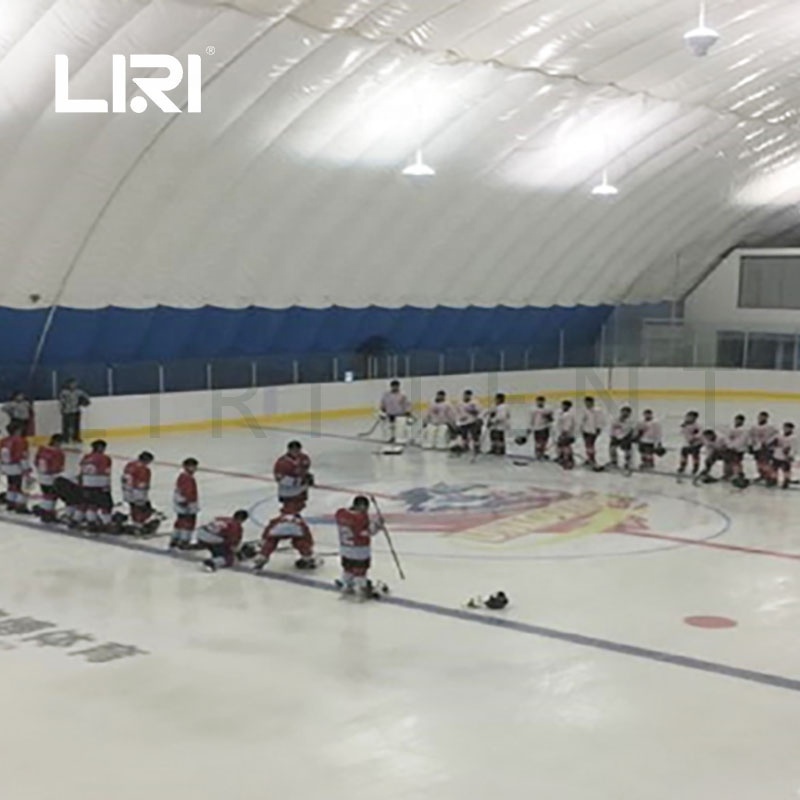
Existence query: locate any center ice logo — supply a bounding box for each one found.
[54,54,202,114]
[393,482,650,541]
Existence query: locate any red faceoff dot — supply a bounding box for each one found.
[684,615,738,629]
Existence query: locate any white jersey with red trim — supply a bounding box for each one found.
[749,423,778,451]
[555,409,577,438]
[530,407,553,432]
[455,400,482,425]
[610,416,635,440]
[263,513,312,540]
[723,425,749,453]
[774,433,797,462]
[680,422,703,447]
[424,401,456,426]
[486,403,511,431]
[579,407,605,435]
[637,419,663,445]
[380,391,412,417]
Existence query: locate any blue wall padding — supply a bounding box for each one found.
[0,304,614,366]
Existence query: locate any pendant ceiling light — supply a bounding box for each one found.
[684,1,720,57]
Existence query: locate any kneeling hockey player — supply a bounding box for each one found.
[251,508,320,570]
[0,421,31,513]
[34,434,65,522]
[197,510,249,572]
[334,495,387,599]
[122,452,155,533]
[79,440,113,532]
[696,429,727,483]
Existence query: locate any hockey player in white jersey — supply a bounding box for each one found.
[636,409,663,471]
[578,396,605,469]
[421,390,456,450]
[723,414,749,485]
[609,405,635,473]
[379,380,414,453]
[453,390,483,456]
[749,411,778,483]
[677,410,703,479]
[485,393,511,455]
[696,429,728,483]
[555,400,577,470]
[771,421,797,489]
[529,396,554,460]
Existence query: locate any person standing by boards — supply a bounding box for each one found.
[58,379,91,444]
[2,391,35,437]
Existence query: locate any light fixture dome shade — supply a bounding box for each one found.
[402,162,436,177]
[402,149,436,178]
[591,169,619,197]
[684,25,720,56]
[591,182,619,197]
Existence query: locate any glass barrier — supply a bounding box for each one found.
[13,322,800,403]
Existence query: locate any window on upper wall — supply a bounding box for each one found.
[739,255,800,309]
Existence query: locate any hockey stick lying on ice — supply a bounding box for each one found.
[370,494,405,581]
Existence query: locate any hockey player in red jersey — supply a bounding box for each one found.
[0,422,31,513]
[171,457,199,549]
[34,434,66,522]
[79,440,113,532]
[251,508,319,571]
[196,510,249,572]
[121,452,155,533]
[273,441,313,513]
[334,495,387,599]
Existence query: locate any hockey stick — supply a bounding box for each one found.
[358,417,382,437]
[369,494,405,581]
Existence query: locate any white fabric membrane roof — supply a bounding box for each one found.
[0,0,799,310]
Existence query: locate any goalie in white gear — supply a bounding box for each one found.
[379,380,414,451]
[422,390,456,450]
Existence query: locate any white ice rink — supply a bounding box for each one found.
[1,398,800,800]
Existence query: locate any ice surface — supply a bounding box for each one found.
[0,399,799,799]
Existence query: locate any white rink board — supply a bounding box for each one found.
[26,367,800,438]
